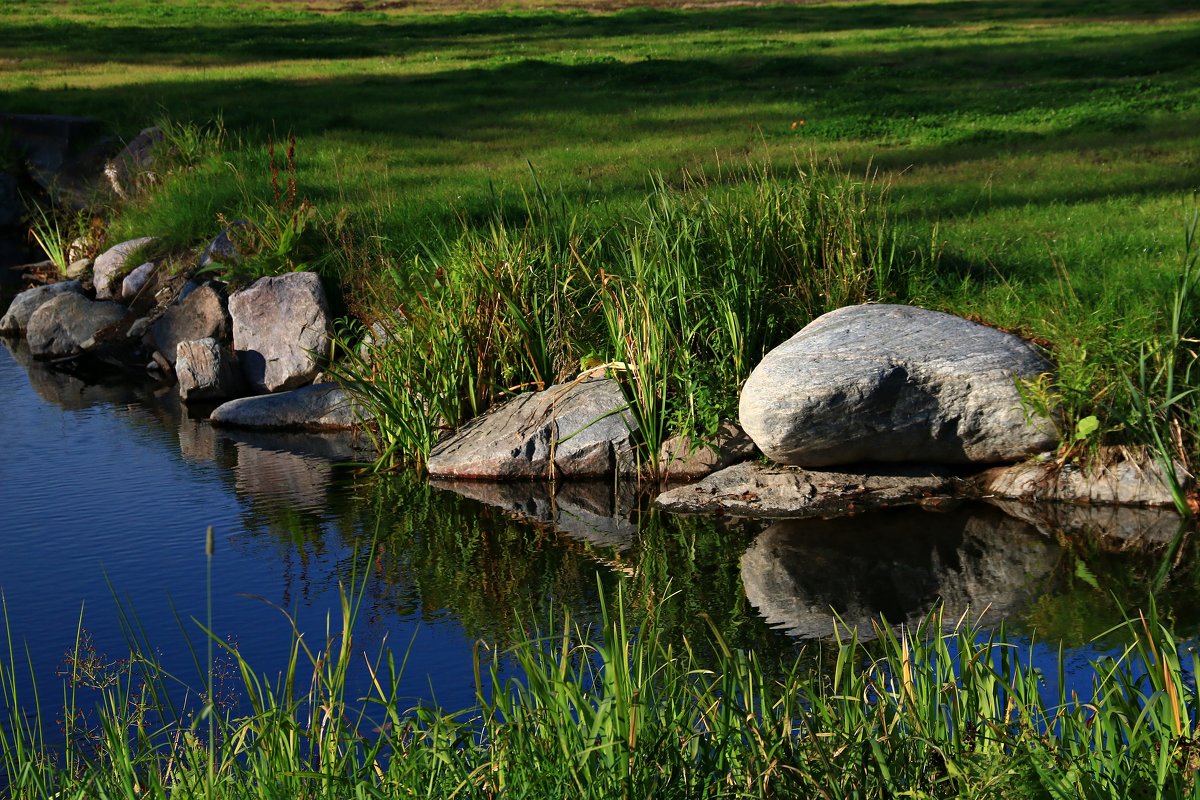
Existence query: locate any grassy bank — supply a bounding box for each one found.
[3,0,1199,483]
[4,580,1200,799]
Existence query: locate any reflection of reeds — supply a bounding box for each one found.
[4,574,1200,798]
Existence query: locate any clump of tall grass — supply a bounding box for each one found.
[4,578,1200,799]
[341,162,905,474]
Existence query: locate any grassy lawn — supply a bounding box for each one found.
[3,0,1199,469]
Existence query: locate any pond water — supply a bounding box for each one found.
[1,329,1198,730]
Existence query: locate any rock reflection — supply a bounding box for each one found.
[3,336,160,410]
[741,505,1060,639]
[987,498,1184,549]
[430,479,639,550]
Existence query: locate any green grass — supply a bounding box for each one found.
[5,569,1200,799]
[3,0,1199,479]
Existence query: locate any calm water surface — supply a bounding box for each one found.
[1,333,1197,726]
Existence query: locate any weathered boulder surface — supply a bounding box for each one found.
[656,421,758,482]
[979,448,1191,507]
[427,377,638,480]
[740,506,1059,639]
[26,292,125,358]
[655,461,959,517]
[431,479,639,551]
[0,279,81,333]
[152,283,230,366]
[104,126,162,199]
[198,221,251,271]
[209,383,366,430]
[228,272,330,393]
[740,304,1057,467]
[93,237,154,300]
[177,337,245,402]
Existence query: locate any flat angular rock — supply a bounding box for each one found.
[177,337,245,402]
[739,304,1057,467]
[0,279,81,333]
[209,383,366,430]
[26,292,126,359]
[93,236,154,300]
[152,283,230,366]
[228,272,331,393]
[655,461,957,517]
[656,421,758,482]
[740,506,1059,639]
[979,448,1190,507]
[427,376,638,480]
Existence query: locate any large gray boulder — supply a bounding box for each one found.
[655,461,957,517]
[427,377,638,480]
[228,272,331,393]
[152,282,230,366]
[0,279,82,333]
[176,337,245,402]
[26,292,125,358]
[740,304,1057,466]
[93,236,154,300]
[209,383,366,430]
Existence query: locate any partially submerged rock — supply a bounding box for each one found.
[209,383,366,430]
[656,421,758,482]
[739,304,1057,467]
[740,505,1060,639]
[980,448,1191,507]
[177,337,245,402]
[427,376,638,480]
[93,237,155,300]
[655,461,959,517]
[26,292,125,359]
[228,272,331,393]
[0,279,82,334]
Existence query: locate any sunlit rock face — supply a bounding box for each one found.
[740,505,1061,640]
[739,304,1058,467]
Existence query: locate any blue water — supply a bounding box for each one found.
[0,340,492,715]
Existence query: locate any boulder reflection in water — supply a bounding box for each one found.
[741,505,1060,640]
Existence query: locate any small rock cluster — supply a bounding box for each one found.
[1,233,364,432]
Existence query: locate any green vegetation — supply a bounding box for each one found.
[5,570,1200,799]
[3,0,1198,485]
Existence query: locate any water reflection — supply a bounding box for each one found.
[740,505,1061,639]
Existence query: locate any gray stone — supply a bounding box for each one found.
[120,261,156,300]
[103,126,162,199]
[0,172,21,227]
[979,448,1191,507]
[93,236,154,300]
[427,376,638,480]
[152,282,230,366]
[176,337,245,403]
[739,304,1058,467]
[431,479,639,551]
[655,461,958,517]
[740,505,1060,640]
[656,421,758,482]
[228,272,331,392]
[0,279,81,333]
[198,221,251,270]
[209,383,367,430]
[26,292,125,358]
[65,258,90,279]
